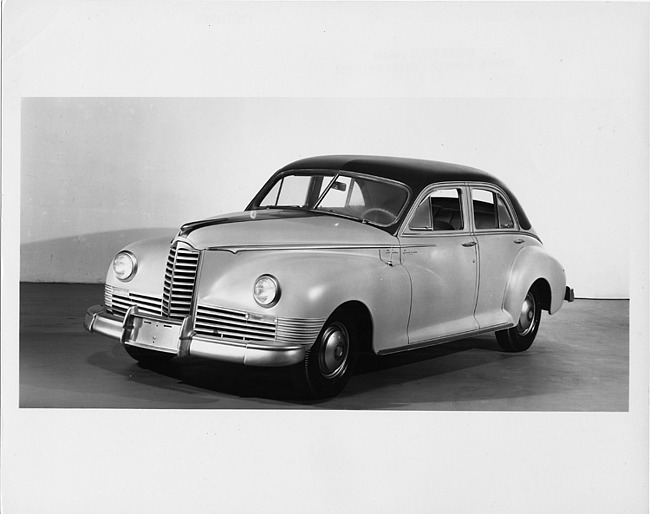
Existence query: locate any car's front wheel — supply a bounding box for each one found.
[293,314,359,399]
[496,286,542,352]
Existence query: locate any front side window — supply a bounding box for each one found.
[254,172,409,227]
[471,188,515,230]
[408,188,464,231]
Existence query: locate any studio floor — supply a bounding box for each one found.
[18,283,628,410]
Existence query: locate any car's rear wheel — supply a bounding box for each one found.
[292,314,359,399]
[496,286,542,352]
[124,345,176,366]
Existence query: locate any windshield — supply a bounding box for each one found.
[254,172,410,226]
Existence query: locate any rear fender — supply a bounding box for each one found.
[503,245,567,323]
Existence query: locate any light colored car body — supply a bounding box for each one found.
[85,155,573,397]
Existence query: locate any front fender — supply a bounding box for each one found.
[105,236,174,295]
[503,245,567,323]
[196,248,412,352]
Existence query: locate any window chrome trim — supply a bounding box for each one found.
[398,181,470,237]
[467,181,521,232]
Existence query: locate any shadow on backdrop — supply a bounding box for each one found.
[20,228,177,282]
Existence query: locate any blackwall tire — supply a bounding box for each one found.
[496,286,542,352]
[292,314,359,399]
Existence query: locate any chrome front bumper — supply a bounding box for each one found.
[84,305,307,367]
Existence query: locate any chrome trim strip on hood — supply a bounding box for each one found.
[203,243,399,254]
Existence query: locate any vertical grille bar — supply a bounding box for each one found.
[162,245,177,316]
[162,243,200,320]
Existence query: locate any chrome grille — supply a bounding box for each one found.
[162,244,200,320]
[276,317,326,345]
[104,285,113,311]
[105,285,163,318]
[195,305,276,342]
[195,303,326,346]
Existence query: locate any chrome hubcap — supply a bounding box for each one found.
[318,323,349,379]
[517,292,537,337]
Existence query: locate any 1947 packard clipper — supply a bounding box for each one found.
[85,155,574,398]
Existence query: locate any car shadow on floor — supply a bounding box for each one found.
[87,335,520,407]
[355,335,505,375]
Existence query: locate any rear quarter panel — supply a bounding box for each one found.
[503,244,567,322]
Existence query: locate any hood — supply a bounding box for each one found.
[178,210,397,250]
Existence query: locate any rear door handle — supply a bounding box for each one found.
[462,241,477,247]
[514,238,525,244]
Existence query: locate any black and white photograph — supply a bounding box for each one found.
[2,2,648,513]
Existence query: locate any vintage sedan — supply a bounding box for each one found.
[85,155,574,398]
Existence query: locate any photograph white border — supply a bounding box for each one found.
[2,2,648,512]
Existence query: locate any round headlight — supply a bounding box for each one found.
[113,251,137,281]
[253,275,281,307]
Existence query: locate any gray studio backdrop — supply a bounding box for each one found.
[21,97,637,298]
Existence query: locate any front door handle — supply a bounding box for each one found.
[514,238,525,244]
[462,241,477,247]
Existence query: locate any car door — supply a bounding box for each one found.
[470,184,525,329]
[398,184,479,345]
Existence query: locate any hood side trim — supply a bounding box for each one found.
[204,243,398,254]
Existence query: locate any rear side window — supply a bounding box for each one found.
[408,188,464,231]
[471,188,515,230]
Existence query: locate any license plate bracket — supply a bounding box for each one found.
[125,315,182,354]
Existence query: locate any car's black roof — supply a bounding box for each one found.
[277,155,532,230]
[279,155,497,191]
